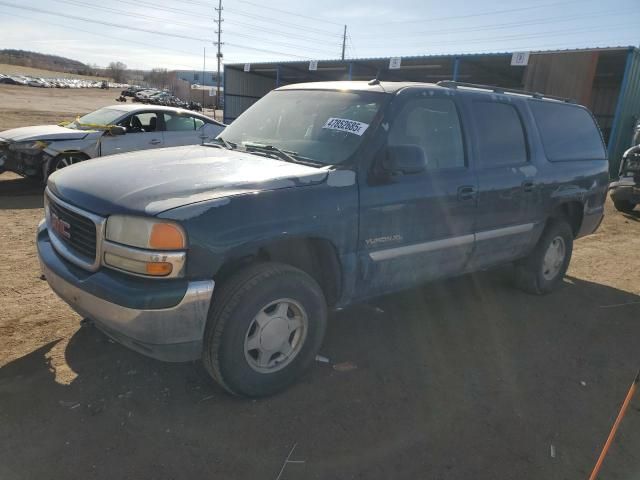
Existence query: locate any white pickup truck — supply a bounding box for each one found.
[0,104,225,180]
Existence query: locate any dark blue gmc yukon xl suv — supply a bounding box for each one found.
[37,81,609,396]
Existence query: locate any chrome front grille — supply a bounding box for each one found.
[45,190,106,271]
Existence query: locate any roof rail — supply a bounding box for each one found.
[436,80,575,103]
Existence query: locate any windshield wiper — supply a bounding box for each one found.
[207,137,237,150]
[242,142,324,166]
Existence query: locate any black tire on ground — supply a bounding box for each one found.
[202,262,327,397]
[46,152,88,179]
[613,199,636,213]
[515,219,574,295]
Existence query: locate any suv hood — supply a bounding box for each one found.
[48,145,330,216]
[0,125,90,142]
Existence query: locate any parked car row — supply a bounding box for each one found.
[0,73,127,89]
[120,87,203,111]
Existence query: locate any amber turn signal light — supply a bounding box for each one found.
[149,223,185,250]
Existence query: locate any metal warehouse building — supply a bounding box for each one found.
[223,46,640,174]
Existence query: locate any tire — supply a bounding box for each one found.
[613,199,636,213]
[46,153,88,178]
[202,262,327,397]
[515,219,574,295]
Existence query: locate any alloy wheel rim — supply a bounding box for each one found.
[244,298,308,373]
[542,236,566,281]
[55,156,82,171]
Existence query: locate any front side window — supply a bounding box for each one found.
[220,89,386,165]
[118,112,159,133]
[388,97,465,170]
[472,101,528,166]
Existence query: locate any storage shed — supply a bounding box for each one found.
[224,46,640,175]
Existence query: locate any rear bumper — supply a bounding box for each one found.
[37,222,214,362]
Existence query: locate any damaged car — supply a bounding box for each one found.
[609,144,640,213]
[0,105,225,180]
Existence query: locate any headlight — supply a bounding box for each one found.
[104,215,186,277]
[105,215,186,250]
[9,140,49,152]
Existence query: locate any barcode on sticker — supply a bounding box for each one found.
[322,117,369,136]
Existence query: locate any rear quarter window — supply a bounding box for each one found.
[529,101,606,161]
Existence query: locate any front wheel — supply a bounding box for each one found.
[613,199,636,213]
[515,219,574,295]
[202,262,327,397]
[46,153,88,178]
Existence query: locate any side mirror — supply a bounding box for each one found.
[108,125,126,136]
[383,145,428,175]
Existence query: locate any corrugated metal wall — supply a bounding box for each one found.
[223,67,276,123]
[607,48,640,175]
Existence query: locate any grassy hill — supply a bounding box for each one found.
[0,50,103,78]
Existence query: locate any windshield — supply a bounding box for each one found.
[68,107,126,129]
[219,89,385,165]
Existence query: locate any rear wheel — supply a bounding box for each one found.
[515,219,573,295]
[202,262,327,397]
[613,199,636,213]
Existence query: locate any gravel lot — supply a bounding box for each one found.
[1,88,639,479]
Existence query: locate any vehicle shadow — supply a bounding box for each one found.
[1,271,640,479]
[0,174,44,209]
[621,210,640,222]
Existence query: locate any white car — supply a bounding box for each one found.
[0,105,225,180]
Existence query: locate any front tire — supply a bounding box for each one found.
[515,219,574,295]
[613,199,636,213]
[46,153,88,178]
[202,262,327,397]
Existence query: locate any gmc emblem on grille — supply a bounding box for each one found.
[51,212,71,239]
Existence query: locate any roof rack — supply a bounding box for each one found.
[436,80,575,103]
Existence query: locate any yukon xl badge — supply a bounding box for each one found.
[51,213,71,239]
[365,234,402,247]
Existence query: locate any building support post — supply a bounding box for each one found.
[453,57,460,81]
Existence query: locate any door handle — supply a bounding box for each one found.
[522,181,535,193]
[150,139,162,145]
[457,185,477,201]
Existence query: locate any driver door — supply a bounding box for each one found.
[100,111,164,156]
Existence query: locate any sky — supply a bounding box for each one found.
[0,0,638,71]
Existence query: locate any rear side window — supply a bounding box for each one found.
[472,102,528,166]
[529,101,606,161]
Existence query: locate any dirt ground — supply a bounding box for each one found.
[1,97,640,479]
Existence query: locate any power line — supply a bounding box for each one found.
[234,0,343,27]
[355,20,638,51]
[357,9,628,40]
[0,1,317,60]
[224,8,343,37]
[370,0,586,25]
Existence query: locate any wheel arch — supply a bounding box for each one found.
[549,200,584,237]
[214,236,343,307]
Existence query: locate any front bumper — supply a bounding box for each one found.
[609,179,640,204]
[37,223,214,362]
[0,148,50,178]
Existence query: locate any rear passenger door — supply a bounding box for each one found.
[466,99,537,269]
[357,93,477,297]
[162,113,222,147]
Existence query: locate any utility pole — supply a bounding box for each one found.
[215,0,223,120]
[202,47,206,108]
[341,25,347,61]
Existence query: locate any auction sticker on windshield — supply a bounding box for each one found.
[322,117,369,136]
